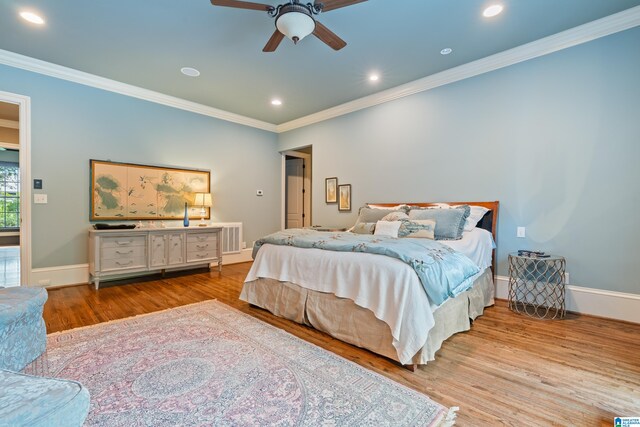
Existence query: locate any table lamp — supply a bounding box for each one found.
[194,193,212,227]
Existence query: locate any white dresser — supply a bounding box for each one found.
[88,226,222,289]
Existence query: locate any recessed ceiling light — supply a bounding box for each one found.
[440,48,453,55]
[180,67,200,77]
[483,4,503,18]
[369,73,380,82]
[19,11,45,25]
[271,99,282,106]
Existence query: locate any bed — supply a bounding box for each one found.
[241,201,499,368]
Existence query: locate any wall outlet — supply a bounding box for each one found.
[38,279,50,286]
[517,227,526,238]
[256,190,264,196]
[242,241,247,249]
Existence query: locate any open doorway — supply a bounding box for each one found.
[0,102,20,287]
[282,147,312,229]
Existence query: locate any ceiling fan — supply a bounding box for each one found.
[210,0,367,52]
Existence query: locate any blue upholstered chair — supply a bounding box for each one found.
[0,369,90,427]
[0,287,48,371]
[0,287,90,426]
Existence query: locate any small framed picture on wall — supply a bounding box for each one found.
[338,184,351,212]
[325,177,338,203]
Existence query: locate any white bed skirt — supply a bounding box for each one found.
[241,268,495,365]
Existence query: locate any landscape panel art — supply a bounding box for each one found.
[90,160,210,220]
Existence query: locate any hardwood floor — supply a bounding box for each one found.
[43,263,640,426]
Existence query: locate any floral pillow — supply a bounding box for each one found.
[380,211,410,222]
[398,219,436,239]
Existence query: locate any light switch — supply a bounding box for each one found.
[517,227,526,238]
[34,194,48,204]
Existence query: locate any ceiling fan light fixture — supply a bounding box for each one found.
[275,4,316,44]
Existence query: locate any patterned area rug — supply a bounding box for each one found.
[26,300,456,426]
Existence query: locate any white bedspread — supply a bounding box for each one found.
[439,228,495,270]
[243,228,495,364]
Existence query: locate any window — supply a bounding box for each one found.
[0,161,19,230]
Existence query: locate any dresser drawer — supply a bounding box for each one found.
[101,235,146,249]
[186,240,217,253]
[101,257,146,272]
[186,250,218,263]
[101,246,146,261]
[186,233,218,244]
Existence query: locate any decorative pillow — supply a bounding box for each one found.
[366,204,410,212]
[381,211,409,222]
[373,221,402,238]
[464,206,490,232]
[355,206,407,229]
[352,222,376,234]
[398,219,436,239]
[408,205,470,240]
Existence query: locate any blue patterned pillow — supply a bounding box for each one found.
[408,205,470,240]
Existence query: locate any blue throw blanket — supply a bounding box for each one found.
[253,229,480,306]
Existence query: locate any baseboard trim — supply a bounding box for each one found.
[494,275,640,324]
[222,248,253,265]
[30,250,255,288]
[30,264,89,288]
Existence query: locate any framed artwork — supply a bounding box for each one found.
[90,159,210,220]
[325,177,338,203]
[338,184,351,212]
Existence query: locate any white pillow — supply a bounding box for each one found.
[374,221,402,238]
[464,206,490,231]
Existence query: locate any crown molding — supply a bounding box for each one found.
[0,119,19,129]
[0,50,278,133]
[276,6,640,133]
[0,6,638,135]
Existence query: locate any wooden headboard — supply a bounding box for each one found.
[368,201,499,275]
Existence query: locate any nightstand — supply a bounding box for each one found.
[508,253,566,319]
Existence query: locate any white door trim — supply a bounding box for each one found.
[0,90,32,286]
[281,149,312,230]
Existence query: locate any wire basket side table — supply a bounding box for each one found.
[508,254,566,319]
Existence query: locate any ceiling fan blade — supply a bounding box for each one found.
[210,0,272,11]
[316,0,367,12]
[313,21,347,51]
[263,30,285,52]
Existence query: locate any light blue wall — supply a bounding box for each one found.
[279,27,640,294]
[0,64,281,268]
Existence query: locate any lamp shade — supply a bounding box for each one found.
[276,9,315,44]
[194,193,212,207]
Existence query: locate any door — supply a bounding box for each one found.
[0,101,21,287]
[167,233,184,265]
[286,158,304,229]
[149,234,167,268]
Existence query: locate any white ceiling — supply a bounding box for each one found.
[1,0,639,125]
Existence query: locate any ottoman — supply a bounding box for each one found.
[0,287,48,371]
[0,369,90,427]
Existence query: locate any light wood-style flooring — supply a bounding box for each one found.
[43,263,640,426]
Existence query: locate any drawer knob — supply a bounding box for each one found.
[115,250,133,255]
[116,240,133,245]
[116,260,133,266]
